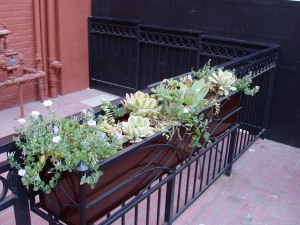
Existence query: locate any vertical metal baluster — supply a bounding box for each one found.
[212,144,218,179]
[226,130,237,176]
[164,176,176,225]
[192,157,199,198]
[218,138,225,172]
[206,148,213,185]
[121,203,126,225]
[176,168,183,213]
[199,153,206,192]
[156,178,162,225]
[134,204,138,225]
[258,72,270,132]
[242,95,252,150]
[146,192,151,225]
[224,134,231,168]
[136,26,141,89]
[184,165,191,205]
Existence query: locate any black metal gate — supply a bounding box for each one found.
[91,0,300,149]
[88,17,270,97]
[89,17,203,96]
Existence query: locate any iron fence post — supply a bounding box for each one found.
[262,57,278,139]
[8,170,31,225]
[136,24,141,90]
[195,33,203,70]
[225,127,238,176]
[77,161,88,225]
[163,174,176,225]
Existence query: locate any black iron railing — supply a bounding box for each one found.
[0,137,31,224]
[0,17,279,225]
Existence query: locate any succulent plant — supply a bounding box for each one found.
[208,69,237,96]
[123,91,162,117]
[121,115,154,142]
[181,78,209,106]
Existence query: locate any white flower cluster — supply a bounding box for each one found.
[43,100,53,107]
[52,136,61,144]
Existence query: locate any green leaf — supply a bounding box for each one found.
[195,142,202,148]
[184,89,197,105]
[199,113,204,120]
[196,86,209,102]
[192,80,206,90]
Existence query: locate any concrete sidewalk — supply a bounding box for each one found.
[0,88,119,139]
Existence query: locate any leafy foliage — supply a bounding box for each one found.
[9,107,122,193]
[9,61,259,193]
[235,73,260,96]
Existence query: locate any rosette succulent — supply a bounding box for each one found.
[121,115,154,142]
[123,91,162,116]
[181,78,209,106]
[208,69,237,96]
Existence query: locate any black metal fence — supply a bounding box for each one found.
[88,17,272,97]
[0,17,279,225]
[0,137,31,224]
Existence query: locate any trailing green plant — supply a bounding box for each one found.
[151,79,185,121]
[97,100,127,133]
[193,60,215,81]
[180,111,211,147]
[101,99,127,119]
[8,105,122,194]
[235,73,260,96]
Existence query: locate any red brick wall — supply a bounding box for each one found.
[0,0,38,110]
[0,0,92,110]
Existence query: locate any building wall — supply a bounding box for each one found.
[0,0,37,110]
[57,0,91,94]
[0,0,91,110]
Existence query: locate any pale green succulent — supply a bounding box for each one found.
[208,69,237,96]
[181,78,209,106]
[123,91,162,116]
[121,115,154,142]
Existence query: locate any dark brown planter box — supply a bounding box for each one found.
[37,91,241,225]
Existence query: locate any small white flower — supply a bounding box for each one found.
[82,109,87,114]
[18,169,26,176]
[18,118,26,125]
[87,119,96,126]
[52,136,61,143]
[43,100,52,107]
[183,107,190,114]
[31,111,40,119]
[53,126,59,134]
